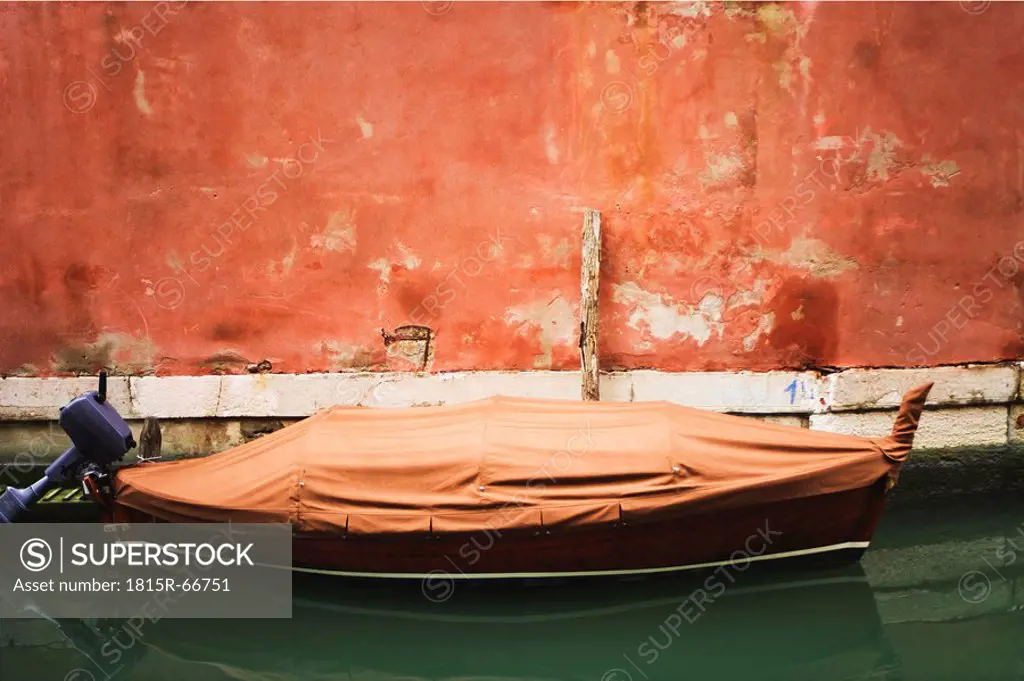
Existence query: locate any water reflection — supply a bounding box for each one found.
[2,566,897,681]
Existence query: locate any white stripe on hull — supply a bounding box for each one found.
[291,540,871,580]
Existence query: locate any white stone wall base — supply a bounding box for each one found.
[0,364,1020,454]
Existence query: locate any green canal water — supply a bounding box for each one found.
[1,494,1023,681]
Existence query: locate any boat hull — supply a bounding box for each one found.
[112,476,891,580]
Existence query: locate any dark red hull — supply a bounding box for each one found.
[113,477,891,579]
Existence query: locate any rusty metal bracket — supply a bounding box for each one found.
[381,325,433,370]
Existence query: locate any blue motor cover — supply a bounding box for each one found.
[59,391,135,465]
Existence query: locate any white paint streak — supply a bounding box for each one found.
[544,124,560,164]
[605,50,621,74]
[133,70,153,116]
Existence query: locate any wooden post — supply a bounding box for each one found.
[137,417,163,462]
[580,209,601,401]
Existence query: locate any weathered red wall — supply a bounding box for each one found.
[1,1,1022,376]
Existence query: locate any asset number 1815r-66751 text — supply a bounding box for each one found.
[125,577,230,592]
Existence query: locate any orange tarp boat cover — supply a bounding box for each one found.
[115,384,933,535]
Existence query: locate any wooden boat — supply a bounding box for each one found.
[106,382,934,580]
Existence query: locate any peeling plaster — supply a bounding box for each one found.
[198,350,250,374]
[744,3,812,94]
[356,116,374,139]
[266,239,298,275]
[396,243,422,269]
[319,340,376,370]
[840,128,904,182]
[668,1,712,19]
[774,61,795,92]
[53,333,156,374]
[368,258,391,295]
[726,279,770,311]
[538,235,572,267]
[613,282,724,345]
[773,46,812,94]
[369,246,419,294]
[823,128,957,188]
[504,295,575,368]
[757,4,801,37]
[920,158,961,188]
[699,152,745,189]
[753,237,858,278]
[312,210,357,253]
[863,130,903,182]
[743,312,776,351]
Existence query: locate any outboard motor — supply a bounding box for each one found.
[0,371,135,523]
